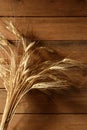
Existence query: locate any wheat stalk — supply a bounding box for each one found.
[0,22,87,130]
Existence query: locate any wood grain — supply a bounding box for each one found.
[0,0,87,128]
[0,17,87,40]
[0,114,87,130]
[0,0,87,16]
[1,88,87,114]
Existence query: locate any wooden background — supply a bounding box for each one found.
[0,0,87,130]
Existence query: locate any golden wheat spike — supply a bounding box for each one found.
[0,22,87,130]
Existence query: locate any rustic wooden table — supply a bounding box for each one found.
[0,0,87,130]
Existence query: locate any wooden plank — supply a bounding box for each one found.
[1,88,87,114]
[0,0,87,16]
[0,114,87,130]
[0,17,87,40]
[1,18,87,40]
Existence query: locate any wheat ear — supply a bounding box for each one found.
[0,22,87,130]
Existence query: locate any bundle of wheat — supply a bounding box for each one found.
[0,22,87,130]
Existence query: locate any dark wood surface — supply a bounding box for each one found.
[0,0,87,129]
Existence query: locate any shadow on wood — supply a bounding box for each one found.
[23,88,87,113]
[10,88,87,130]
